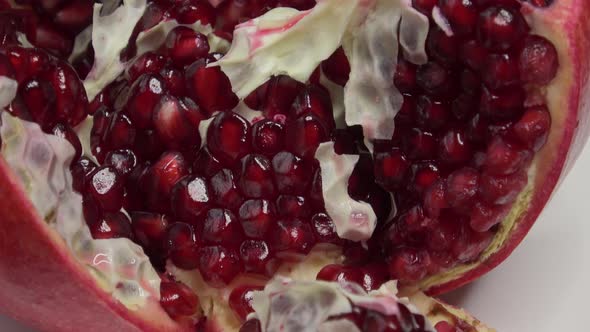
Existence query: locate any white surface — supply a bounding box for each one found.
[2,146,589,331]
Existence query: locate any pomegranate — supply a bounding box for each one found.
[0,0,588,331]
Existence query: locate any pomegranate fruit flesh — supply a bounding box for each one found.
[0,0,588,331]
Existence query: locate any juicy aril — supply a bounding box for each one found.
[0,0,587,331]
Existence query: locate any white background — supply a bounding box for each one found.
[2,147,589,332]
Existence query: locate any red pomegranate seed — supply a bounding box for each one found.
[276,195,310,219]
[412,0,437,15]
[311,213,338,243]
[251,120,285,156]
[320,47,350,86]
[193,147,223,177]
[482,53,520,90]
[290,85,335,131]
[159,67,186,96]
[451,92,477,121]
[203,208,243,245]
[238,199,275,239]
[104,149,138,178]
[270,219,315,254]
[239,240,271,274]
[133,129,165,161]
[207,112,252,164]
[361,264,388,291]
[317,264,364,287]
[229,285,263,321]
[185,60,238,114]
[484,137,532,175]
[271,151,311,195]
[423,180,448,218]
[415,96,449,131]
[452,227,494,262]
[160,280,200,318]
[43,62,88,126]
[439,0,478,36]
[165,222,200,270]
[387,247,431,282]
[427,28,459,65]
[237,154,276,198]
[174,2,217,25]
[106,113,136,150]
[125,73,165,129]
[479,171,528,205]
[153,94,203,148]
[85,166,124,212]
[426,219,461,251]
[164,26,210,67]
[435,321,457,332]
[519,35,559,85]
[480,86,525,120]
[460,40,489,70]
[404,128,437,160]
[127,52,167,83]
[70,157,98,193]
[52,0,93,32]
[470,202,508,232]
[198,245,243,287]
[170,176,211,223]
[513,105,551,151]
[18,79,56,128]
[52,123,82,162]
[210,169,244,210]
[416,62,454,96]
[399,205,434,233]
[477,6,528,51]
[285,114,329,158]
[446,167,479,212]
[394,58,417,93]
[88,212,134,240]
[439,129,472,165]
[240,319,262,332]
[130,211,169,249]
[27,20,74,57]
[374,147,409,191]
[411,163,441,194]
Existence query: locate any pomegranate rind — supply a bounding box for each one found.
[420,0,590,295]
[0,157,188,332]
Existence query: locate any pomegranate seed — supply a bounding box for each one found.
[482,53,520,90]
[477,6,528,51]
[480,86,525,120]
[270,219,315,254]
[427,28,459,65]
[415,96,449,131]
[276,195,310,219]
[18,79,56,128]
[519,35,559,85]
[416,62,454,96]
[251,120,285,156]
[452,227,494,262]
[145,152,189,211]
[513,105,551,151]
[394,59,417,93]
[387,247,431,282]
[160,280,200,318]
[435,321,457,332]
[88,212,133,240]
[198,245,243,287]
[479,171,528,205]
[239,240,271,274]
[27,20,74,57]
[470,202,508,232]
[207,112,251,164]
[193,147,222,177]
[170,176,211,223]
[374,147,409,191]
[185,60,238,114]
[399,205,434,233]
[317,264,364,287]
[361,264,388,291]
[127,52,167,83]
[423,180,448,218]
[460,40,489,70]
[238,199,275,239]
[411,163,441,194]
[451,93,477,121]
[237,154,276,198]
[52,0,93,32]
[438,129,472,165]
[125,73,165,129]
[106,113,136,150]
[412,0,437,15]
[130,211,169,249]
[160,67,186,96]
[164,26,210,67]
[484,137,532,175]
[174,2,217,25]
[321,47,350,86]
[404,128,437,160]
[446,167,479,212]
[203,208,243,245]
[85,166,124,212]
[285,114,329,158]
[439,0,478,36]
[311,213,338,243]
[229,285,263,321]
[165,222,200,270]
[153,94,203,148]
[240,319,262,332]
[271,151,311,195]
[290,85,335,131]
[70,157,98,193]
[104,149,138,178]
[134,129,165,161]
[210,169,244,210]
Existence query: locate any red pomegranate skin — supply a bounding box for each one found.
[0,1,588,332]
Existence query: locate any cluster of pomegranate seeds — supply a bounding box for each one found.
[362,0,558,283]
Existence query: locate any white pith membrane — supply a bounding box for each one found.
[0,0,569,330]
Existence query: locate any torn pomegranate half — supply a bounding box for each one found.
[0,0,588,331]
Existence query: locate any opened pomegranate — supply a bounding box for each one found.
[0,0,588,331]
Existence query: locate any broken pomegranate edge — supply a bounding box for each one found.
[0,0,588,332]
[420,0,590,295]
